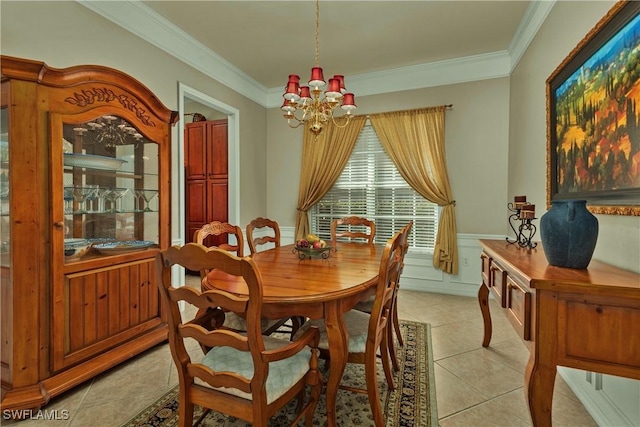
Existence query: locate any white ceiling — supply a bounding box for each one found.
[80,0,556,106]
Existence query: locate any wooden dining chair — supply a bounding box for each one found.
[193,220,244,260]
[353,221,412,371]
[194,220,289,335]
[156,243,323,427]
[331,216,376,244]
[246,217,306,338]
[246,217,281,255]
[293,231,404,426]
[386,221,412,370]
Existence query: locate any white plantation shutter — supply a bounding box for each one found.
[310,124,439,250]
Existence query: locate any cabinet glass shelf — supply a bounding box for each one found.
[62,117,160,254]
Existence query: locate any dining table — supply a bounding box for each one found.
[202,241,384,427]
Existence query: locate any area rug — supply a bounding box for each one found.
[122,320,437,427]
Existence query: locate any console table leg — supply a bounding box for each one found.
[525,354,556,427]
[478,283,492,347]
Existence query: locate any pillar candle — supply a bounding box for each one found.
[520,204,535,219]
[514,195,527,209]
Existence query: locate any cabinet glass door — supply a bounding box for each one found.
[62,115,159,262]
[0,105,8,266]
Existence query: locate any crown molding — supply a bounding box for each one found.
[78,0,552,109]
[508,0,557,72]
[266,50,512,107]
[77,0,268,106]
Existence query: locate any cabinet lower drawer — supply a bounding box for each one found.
[490,261,507,307]
[506,276,531,340]
[558,296,640,371]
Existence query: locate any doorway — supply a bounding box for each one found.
[177,82,240,251]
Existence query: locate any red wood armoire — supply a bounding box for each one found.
[184,119,228,247]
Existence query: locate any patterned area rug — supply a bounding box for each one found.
[122,321,437,427]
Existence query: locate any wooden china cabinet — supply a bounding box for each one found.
[0,56,178,413]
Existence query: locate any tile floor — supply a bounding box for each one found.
[4,278,597,427]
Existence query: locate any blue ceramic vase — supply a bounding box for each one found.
[539,200,598,269]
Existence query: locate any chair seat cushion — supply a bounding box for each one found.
[199,334,312,404]
[293,310,370,354]
[223,312,285,333]
[352,295,374,313]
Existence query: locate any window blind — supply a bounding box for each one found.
[310,124,439,250]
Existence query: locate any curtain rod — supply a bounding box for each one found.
[360,104,453,119]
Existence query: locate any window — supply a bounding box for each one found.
[310,123,439,251]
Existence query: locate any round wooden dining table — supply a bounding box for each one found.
[202,242,384,427]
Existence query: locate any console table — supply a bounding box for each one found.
[478,239,640,427]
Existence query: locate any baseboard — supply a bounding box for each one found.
[558,367,639,427]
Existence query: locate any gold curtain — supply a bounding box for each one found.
[294,115,366,240]
[370,106,458,274]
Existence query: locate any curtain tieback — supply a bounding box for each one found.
[446,200,456,207]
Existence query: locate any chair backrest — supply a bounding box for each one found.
[399,221,413,273]
[193,221,244,256]
[331,216,376,245]
[246,217,281,255]
[366,231,403,349]
[156,243,267,399]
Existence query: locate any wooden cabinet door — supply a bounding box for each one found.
[207,120,228,179]
[208,180,228,223]
[185,122,207,180]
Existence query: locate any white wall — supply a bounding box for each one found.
[510,2,639,425]
[267,77,512,236]
[0,0,271,239]
[509,0,639,271]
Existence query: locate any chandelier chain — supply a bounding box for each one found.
[314,0,320,67]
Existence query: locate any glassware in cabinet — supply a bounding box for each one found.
[60,115,160,262]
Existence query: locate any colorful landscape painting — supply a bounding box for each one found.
[553,11,640,196]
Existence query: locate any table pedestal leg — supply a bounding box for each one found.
[324,301,348,427]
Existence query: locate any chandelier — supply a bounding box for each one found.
[281,0,356,136]
[73,115,144,152]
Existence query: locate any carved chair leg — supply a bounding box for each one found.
[290,316,306,340]
[365,347,385,427]
[387,318,400,372]
[380,330,395,390]
[392,300,404,347]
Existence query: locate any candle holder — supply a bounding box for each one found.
[506,201,538,249]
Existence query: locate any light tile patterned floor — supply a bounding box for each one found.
[3,278,597,427]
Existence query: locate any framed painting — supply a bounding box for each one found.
[546,0,640,216]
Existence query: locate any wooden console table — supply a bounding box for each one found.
[478,239,640,427]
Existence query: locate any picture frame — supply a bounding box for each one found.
[546,0,640,216]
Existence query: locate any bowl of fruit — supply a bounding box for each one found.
[294,234,332,259]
